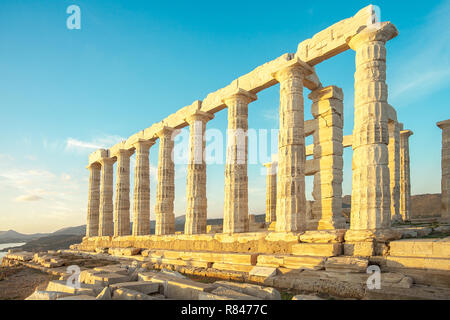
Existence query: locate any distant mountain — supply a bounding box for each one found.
[52,225,86,236]
[0,230,49,243]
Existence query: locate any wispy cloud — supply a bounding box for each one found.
[390,0,450,104]
[14,194,43,202]
[65,134,125,151]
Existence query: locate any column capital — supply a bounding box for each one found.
[185,110,214,125]
[98,157,116,166]
[271,56,314,82]
[156,125,178,139]
[347,22,398,51]
[400,130,414,138]
[308,85,343,102]
[86,162,101,170]
[132,138,156,149]
[437,119,450,129]
[222,88,257,105]
[110,148,134,159]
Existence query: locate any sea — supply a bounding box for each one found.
[0,243,26,261]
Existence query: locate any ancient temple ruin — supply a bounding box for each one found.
[76,5,449,269]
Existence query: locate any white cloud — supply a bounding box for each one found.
[14,194,43,202]
[65,135,125,152]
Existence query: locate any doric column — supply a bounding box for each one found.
[272,58,312,232]
[184,110,214,235]
[347,22,398,231]
[86,163,101,237]
[399,129,413,221]
[132,139,155,236]
[437,120,450,222]
[263,161,277,224]
[98,157,115,236]
[309,85,346,230]
[155,126,176,235]
[389,121,402,222]
[222,88,257,234]
[113,149,133,236]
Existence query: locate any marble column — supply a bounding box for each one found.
[347,22,398,231]
[309,85,346,230]
[98,157,115,236]
[113,149,133,236]
[437,120,450,222]
[86,163,101,237]
[389,121,402,222]
[184,111,214,235]
[399,129,413,221]
[222,88,257,234]
[132,139,154,236]
[263,161,277,224]
[272,58,312,232]
[155,127,176,235]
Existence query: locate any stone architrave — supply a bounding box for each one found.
[437,120,450,222]
[184,110,214,235]
[86,163,101,237]
[113,149,133,237]
[263,161,277,224]
[132,139,155,236]
[308,85,346,230]
[272,58,313,232]
[347,22,398,232]
[155,127,177,235]
[388,121,402,222]
[222,88,257,234]
[98,157,116,237]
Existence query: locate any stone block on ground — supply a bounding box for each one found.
[215,281,281,300]
[325,256,368,273]
[112,288,154,300]
[45,280,102,296]
[210,286,261,300]
[25,290,73,300]
[57,295,96,300]
[96,287,112,300]
[110,281,160,295]
[292,294,324,300]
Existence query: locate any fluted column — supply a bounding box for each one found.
[86,163,101,237]
[185,111,214,235]
[132,139,154,236]
[309,85,346,230]
[347,22,398,231]
[155,127,176,235]
[98,157,115,236]
[389,121,402,222]
[437,120,450,222]
[399,129,413,221]
[263,161,277,224]
[113,149,133,236]
[272,58,312,232]
[222,88,257,234]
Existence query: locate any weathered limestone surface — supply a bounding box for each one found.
[388,121,401,222]
[185,110,214,234]
[399,129,413,221]
[133,140,155,236]
[86,163,101,237]
[263,161,277,224]
[98,157,115,237]
[273,58,312,232]
[155,127,177,235]
[437,120,450,222]
[309,85,346,230]
[296,5,375,65]
[223,89,256,233]
[113,148,133,236]
[347,22,398,231]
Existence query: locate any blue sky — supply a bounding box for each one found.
[0,0,448,233]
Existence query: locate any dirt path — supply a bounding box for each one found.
[0,266,59,300]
